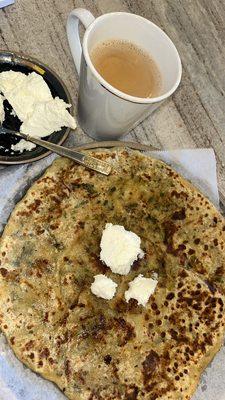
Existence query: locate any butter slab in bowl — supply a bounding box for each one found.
[0,50,75,164]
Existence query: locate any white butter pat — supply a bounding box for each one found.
[0,94,4,124]
[91,274,117,300]
[0,70,27,92]
[125,274,158,307]
[20,97,76,137]
[0,71,52,121]
[11,139,36,153]
[100,223,144,275]
[0,70,77,152]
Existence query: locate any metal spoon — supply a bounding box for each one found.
[0,126,112,176]
[1,127,224,214]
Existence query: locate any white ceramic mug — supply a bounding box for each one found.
[67,9,182,140]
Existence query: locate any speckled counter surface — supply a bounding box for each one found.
[0,1,225,399]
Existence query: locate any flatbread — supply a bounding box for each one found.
[0,149,224,400]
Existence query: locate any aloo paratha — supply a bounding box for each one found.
[0,149,224,399]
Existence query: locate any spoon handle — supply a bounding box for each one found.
[0,127,112,176]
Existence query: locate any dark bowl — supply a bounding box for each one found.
[0,50,74,164]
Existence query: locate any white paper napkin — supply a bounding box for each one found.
[0,147,223,400]
[146,148,219,207]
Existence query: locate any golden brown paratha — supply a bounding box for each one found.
[0,149,225,400]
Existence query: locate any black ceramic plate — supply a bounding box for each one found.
[0,50,74,164]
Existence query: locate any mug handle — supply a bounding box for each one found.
[67,8,95,75]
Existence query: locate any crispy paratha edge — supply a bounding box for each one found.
[0,147,224,243]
